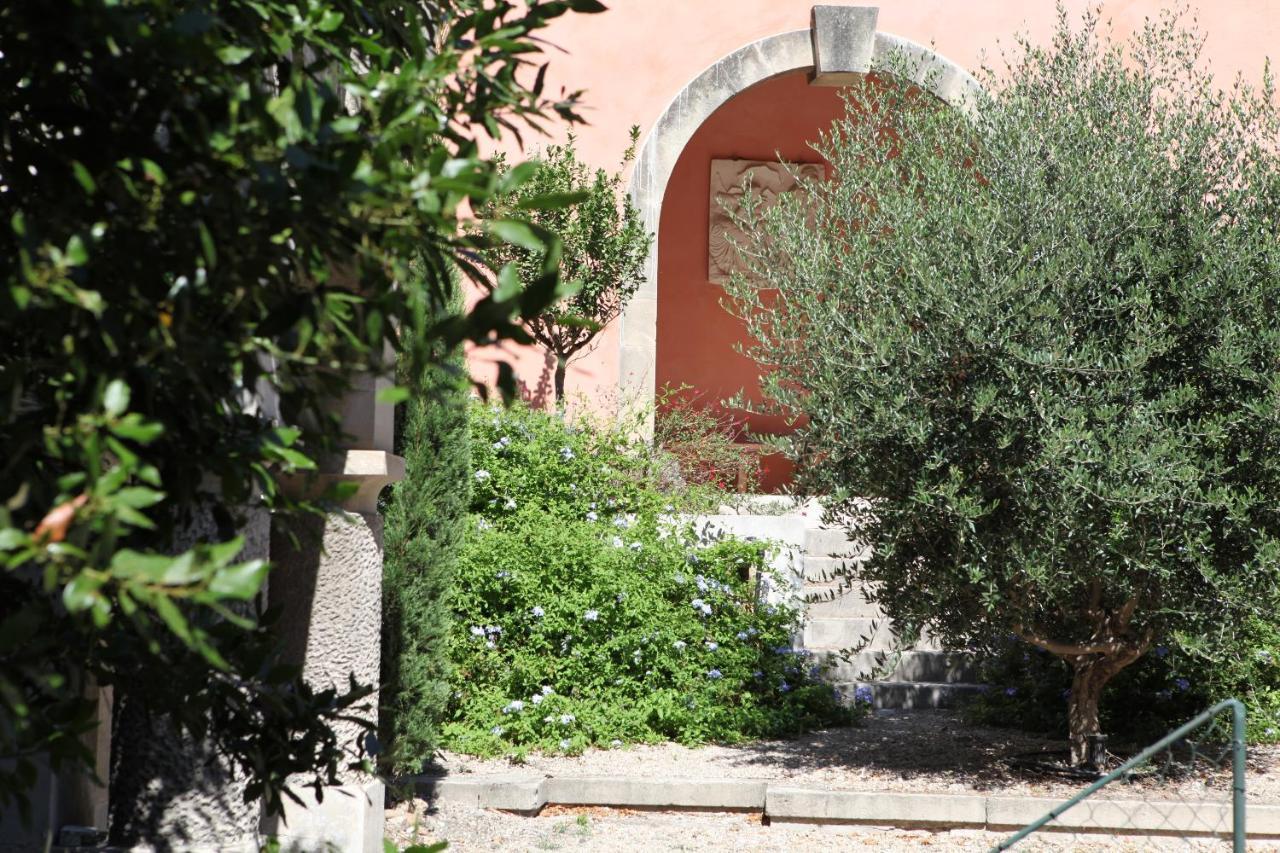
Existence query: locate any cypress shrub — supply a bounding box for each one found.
[380,352,472,774]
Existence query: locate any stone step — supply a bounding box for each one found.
[816,650,978,684]
[801,617,894,651]
[803,593,883,620]
[803,527,861,558]
[799,555,866,583]
[836,680,988,710]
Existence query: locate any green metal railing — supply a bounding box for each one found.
[993,698,1246,851]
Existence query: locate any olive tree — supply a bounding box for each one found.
[725,7,1280,763]
[485,129,651,402]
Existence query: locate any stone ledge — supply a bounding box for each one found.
[411,772,1280,839]
[543,776,766,810]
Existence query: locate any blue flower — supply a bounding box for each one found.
[502,700,524,714]
[1061,688,1072,700]
[629,541,643,552]
[559,713,576,725]
[779,681,791,692]
[610,739,623,748]
[1155,645,1169,659]
[531,606,545,618]
[736,631,749,641]
[705,641,718,651]
[1004,687,1018,697]
[583,610,599,622]
[707,669,723,680]
[541,685,554,696]
[469,625,484,636]
[491,726,504,736]
[1174,677,1191,692]
[611,536,624,548]
[504,497,517,510]
[559,739,571,751]
[474,469,491,482]
[613,516,630,529]
[673,640,687,651]
[585,511,599,522]
[854,685,874,705]
[560,446,575,461]
[753,670,764,679]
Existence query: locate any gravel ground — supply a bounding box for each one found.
[430,710,1280,804]
[385,801,1274,851]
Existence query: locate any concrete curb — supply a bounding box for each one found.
[412,773,1280,839]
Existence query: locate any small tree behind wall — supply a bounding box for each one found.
[487,129,652,402]
[725,7,1280,765]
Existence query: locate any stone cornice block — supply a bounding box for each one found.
[282,449,405,514]
[810,5,879,85]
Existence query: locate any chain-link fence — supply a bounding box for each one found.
[994,699,1247,851]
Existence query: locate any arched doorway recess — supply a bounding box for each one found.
[620,5,980,442]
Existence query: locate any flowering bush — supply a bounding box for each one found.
[441,404,855,756]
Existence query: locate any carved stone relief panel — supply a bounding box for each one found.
[708,158,823,283]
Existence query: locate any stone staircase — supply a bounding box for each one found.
[699,499,985,710]
[798,524,985,710]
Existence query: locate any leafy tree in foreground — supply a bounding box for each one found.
[725,7,1280,764]
[0,0,603,821]
[485,129,651,402]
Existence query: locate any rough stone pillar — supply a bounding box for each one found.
[263,449,403,852]
[108,507,270,852]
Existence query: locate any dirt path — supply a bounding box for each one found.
[429,710,1280,804]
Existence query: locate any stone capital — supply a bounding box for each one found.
[283,449,406,514]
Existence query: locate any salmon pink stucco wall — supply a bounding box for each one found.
[465,1,1280,419]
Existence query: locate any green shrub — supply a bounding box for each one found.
[655,385,761,493]
[441,404,856,756]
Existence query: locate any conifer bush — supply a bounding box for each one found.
[441,405,858,756]
[381,352,472,774]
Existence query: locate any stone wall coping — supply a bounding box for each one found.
[412,771,1280,838]
[282,448,405,514]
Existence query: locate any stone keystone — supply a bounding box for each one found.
[811,5,879,85]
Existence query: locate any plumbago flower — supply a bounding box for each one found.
[445,404,856,756]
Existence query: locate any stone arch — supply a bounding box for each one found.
[619,5,980,433]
